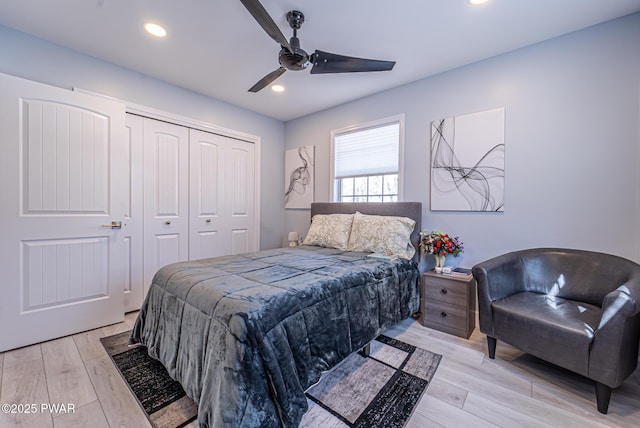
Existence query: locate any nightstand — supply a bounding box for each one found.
[420,271,476,339]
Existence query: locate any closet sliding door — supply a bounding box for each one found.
[128,114,257,301]
[189,129,255,259]
[142,118,190,295]
[225,138,256,255]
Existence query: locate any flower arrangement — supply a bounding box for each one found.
[419,230,464,257]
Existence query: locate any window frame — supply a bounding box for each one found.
[330,114,405,202]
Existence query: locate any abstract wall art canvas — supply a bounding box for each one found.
[430,107,505,212]
[284,145,314,209]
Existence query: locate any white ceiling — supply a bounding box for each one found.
[1,0,639,121]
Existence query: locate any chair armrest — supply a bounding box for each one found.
[472,251,528,336]
[472,251,528,302]
[615,272,640,316]
[598,285,639,329]
[589,280,640,387]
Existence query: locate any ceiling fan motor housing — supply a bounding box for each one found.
[279,10,309,70]
[279,36,309,70]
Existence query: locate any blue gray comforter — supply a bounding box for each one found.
[129,245,420,427]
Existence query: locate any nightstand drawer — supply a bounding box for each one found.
[422,300,468,331]
[423,277,468,306]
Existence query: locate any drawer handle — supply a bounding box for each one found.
[440,288,448,294]
[440,311,447,318]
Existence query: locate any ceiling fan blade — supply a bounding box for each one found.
[248,67,287,92]
[310,50,395,74]
[239,0,291,52]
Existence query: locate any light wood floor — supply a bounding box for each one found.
[1,313,639,427]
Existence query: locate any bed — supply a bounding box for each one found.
[130,202,422,427]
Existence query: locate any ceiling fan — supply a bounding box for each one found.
[239,0,396,93]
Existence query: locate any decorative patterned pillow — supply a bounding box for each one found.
[302,214,354,250]
[347,211,416,259]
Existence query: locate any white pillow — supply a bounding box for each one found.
[302,214,354,250]
[347,211,416,259]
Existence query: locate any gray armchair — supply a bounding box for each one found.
[472,248,640,414]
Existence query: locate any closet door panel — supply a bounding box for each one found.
[190,130,256,258]
[189,129,225,260]
[231,230,250,255]
[199,143,220,215]
[143,118,189,293]
[123,114,144,311]
[195,231,219,259]
[156,135,181,215]
[226,142,255,255]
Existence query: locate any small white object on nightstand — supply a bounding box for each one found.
[288,231,299,247]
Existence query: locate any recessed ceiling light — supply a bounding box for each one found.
[468,0,490,5]
[144,22,167,38]
[271,84,285,93]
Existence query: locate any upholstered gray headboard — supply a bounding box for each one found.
[310,202,422,261]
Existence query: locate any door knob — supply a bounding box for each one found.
[101,221,122,229]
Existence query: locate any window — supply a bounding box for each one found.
[331,116,404,202]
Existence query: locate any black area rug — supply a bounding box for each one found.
[101,332,441,428]
[100,331,197,428]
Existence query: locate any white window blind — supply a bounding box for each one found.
[334,122,400,179]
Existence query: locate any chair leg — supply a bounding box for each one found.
[487,336,497,359]
[595,382,612,414]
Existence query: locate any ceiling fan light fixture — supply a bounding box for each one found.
[271,84,285,93]
[144,22,167,38]
[468,0,490,6]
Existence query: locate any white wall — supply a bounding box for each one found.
[4,12,639,263]
[0,24,285,250]
[284,13,640,266]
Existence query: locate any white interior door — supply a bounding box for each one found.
[143,118,189,294]
[0,73,126,352]
[189,129,256,259]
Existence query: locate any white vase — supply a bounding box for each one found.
[434,254,446,268]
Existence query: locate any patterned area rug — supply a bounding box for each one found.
[101,332,441,428]
[100,331,198,428]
